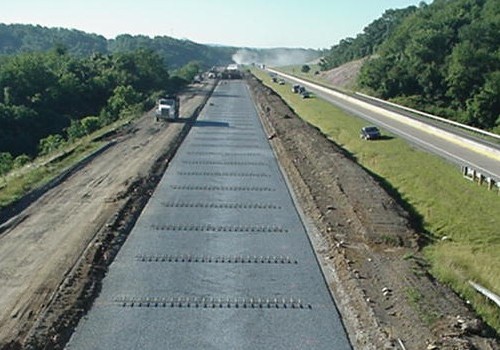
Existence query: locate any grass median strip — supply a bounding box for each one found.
[252,68,500,332]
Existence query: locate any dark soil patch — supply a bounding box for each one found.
[247,74,499,350]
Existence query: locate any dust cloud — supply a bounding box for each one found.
[232,48,320,67]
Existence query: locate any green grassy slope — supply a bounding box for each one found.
[252,68,500,332]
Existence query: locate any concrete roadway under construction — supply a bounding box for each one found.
[66,80,352,349]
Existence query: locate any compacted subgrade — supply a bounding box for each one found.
[65,80,352,349]
[15,82,215,350]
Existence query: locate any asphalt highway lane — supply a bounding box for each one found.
[66,81,352,349]
[270,69,500,182]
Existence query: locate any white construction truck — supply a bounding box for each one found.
[155,95,180,121]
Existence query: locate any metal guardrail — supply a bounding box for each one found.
[469,281,500,308]
[462,166,500,193]
[269,68,500,143]
[355,92,500,142]
[267,68,500,186]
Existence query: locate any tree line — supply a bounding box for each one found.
[0,24,320,179]
[0,47,191,177]
[0,24,234,69]
[319,5,419,70]
[0,24,319,70]
[321,0,499,133]
[359,0,499,131]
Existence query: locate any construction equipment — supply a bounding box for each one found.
[220,64,242,79]
[155,95,180,121]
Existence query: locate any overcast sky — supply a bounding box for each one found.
[1,0,423,49]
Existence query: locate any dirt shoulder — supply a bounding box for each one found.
[2,75,497,349]
[0,82,214,349]
[247,75,499,350]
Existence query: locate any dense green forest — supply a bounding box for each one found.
[0,23,322,178]
[359,0,499,131]
[109,34,235,69]
[321,0,499,133]
[0,24,233,177]
[0,24,108,56]
[0,24,320,69]
[0,47,186,176]
[319,5,419,70]
[0,24,234,68]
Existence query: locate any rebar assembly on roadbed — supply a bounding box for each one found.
[66,81,351,349]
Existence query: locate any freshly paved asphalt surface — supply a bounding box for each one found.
[66,81,352,349]
[271,70,500,182]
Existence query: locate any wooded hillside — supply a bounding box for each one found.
[0,48,178,175]
[319,6,418,70]
[0,24,322,176]
[0,24,234,68]
[321,0,499,132]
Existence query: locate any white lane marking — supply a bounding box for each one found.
[270,69,500,162]
[356,91,500,141]
[345,101,500,179]
[294,82,500,179]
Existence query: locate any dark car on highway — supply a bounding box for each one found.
[300,90,311,98]
[360,126,381,140]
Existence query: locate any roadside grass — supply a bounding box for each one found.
[0,142,104,209]
[406,287,440,326]
[273,66,500,145]
[277,64,343,90]
[252,68,500,333]
[0,112,139,210]
[279,64,323,78]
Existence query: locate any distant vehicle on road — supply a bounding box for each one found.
[292,84,301,93]
[221,64,242,79]
[155,96,180,122]
[360,126,381,140]
[300,90,311,99]
[278,79,285,85]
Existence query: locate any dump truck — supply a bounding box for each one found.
[220,64,242,79]
[155,95,180,121]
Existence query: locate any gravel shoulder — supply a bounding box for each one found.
[247,75,499,350]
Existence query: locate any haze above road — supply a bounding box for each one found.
[2,0,421,48]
